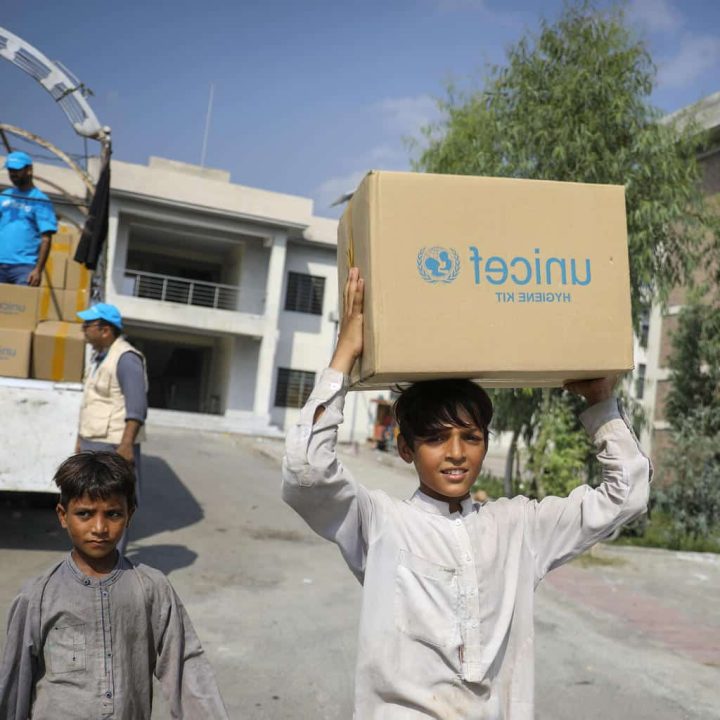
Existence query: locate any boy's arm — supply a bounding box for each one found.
[154,581,230,719]
[282,367,375,580]
[0,590,38,720]
[282,268,375,580]
[524,380,652,582]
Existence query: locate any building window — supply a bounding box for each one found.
[284,272,325,315]
[635,363,646,400]
[639,310,650,348]
[274,368,316,408]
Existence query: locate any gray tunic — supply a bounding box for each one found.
[0,554,229,720]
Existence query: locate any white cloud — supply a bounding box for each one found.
[627,0,682,34]
[375,95,442,138]
[657,33,720,88]
[431,0,487,10]
[313,96,443,214]
[368,143,407,165]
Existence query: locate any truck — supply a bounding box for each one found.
[0,378,82,492]
[0,26,109,493]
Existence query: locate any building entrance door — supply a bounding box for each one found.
[131,338,210,412]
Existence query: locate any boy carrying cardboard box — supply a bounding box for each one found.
[282,268,651,719]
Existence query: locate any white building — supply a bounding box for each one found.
[13,156,386,443]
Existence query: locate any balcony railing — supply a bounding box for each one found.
[122,270,265,314]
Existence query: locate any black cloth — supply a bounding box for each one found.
[74,152,110,270]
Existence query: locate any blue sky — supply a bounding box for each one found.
[2,0,719,218]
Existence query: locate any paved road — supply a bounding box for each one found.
[1,429,718,719]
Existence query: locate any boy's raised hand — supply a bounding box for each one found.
[330,267,364,376]
[564,376,617,406]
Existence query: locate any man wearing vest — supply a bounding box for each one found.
[75,303,148,554]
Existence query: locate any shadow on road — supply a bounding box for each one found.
[132,454,204,540]
[126,544,198,575]
[0,454,204,551]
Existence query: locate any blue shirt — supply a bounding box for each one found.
[0,187,58,264]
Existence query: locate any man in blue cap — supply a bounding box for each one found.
[75,303,148,554]
[0,151,57,286]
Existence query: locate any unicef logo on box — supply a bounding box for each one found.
[417,247,460,284]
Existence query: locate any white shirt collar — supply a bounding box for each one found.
[408,488,475,517]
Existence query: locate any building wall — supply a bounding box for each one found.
[226,336,261,413]
[271,241,338,430]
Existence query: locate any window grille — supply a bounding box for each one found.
[284,272,325,315]
[274,368,316,408]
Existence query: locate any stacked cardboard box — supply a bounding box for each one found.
[0,223,91,381]
[0,285,36,379]
[32,321,85,383]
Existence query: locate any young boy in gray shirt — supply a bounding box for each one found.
[0,452,229,720]
[282,268,651,719]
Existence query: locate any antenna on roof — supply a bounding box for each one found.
[331,191,355,207]
[200,82,215,167]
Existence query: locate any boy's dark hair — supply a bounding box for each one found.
[393,379,493,447]
[54,452,137,509]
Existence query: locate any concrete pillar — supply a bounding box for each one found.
[253,233,287,416]
[103,203,120,301]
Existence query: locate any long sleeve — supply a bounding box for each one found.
[154,582,229,720]
[116,352,148,423]
[281,367,375,582]
[524,397,652,583]
[0,589,39,720]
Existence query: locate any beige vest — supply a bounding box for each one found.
[79,336,148,445]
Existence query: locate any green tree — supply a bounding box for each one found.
[489,387,541,497]
[523,392,592,499]
[415,1,711,323]
[666,293,720,435]
[655,409,720,545]
[661,288,720,542]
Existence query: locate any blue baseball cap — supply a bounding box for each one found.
[4,151,33,170]
[77,303,124,330]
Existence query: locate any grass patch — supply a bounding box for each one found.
[571,552,626,568]
[615,511,720,553]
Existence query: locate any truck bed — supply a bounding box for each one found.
[0,377,82,493]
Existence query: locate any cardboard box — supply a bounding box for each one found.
[51,223,81,257]
[61,288,90,322]
[338,171,633,388]
[41,254,67,289]
[36,286,64,322]
[32,321,85,382]
[0,328,32,379]
[65,259,92,292]
[0,284,39,330]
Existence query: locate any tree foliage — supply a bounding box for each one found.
[489,387,541,496]
[655,409,720,543]
[662,287,720,540]
[523,393,591,499]
[666,293,720,435]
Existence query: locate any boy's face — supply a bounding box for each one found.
[398,414,487,501]
[57,493,133,573]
